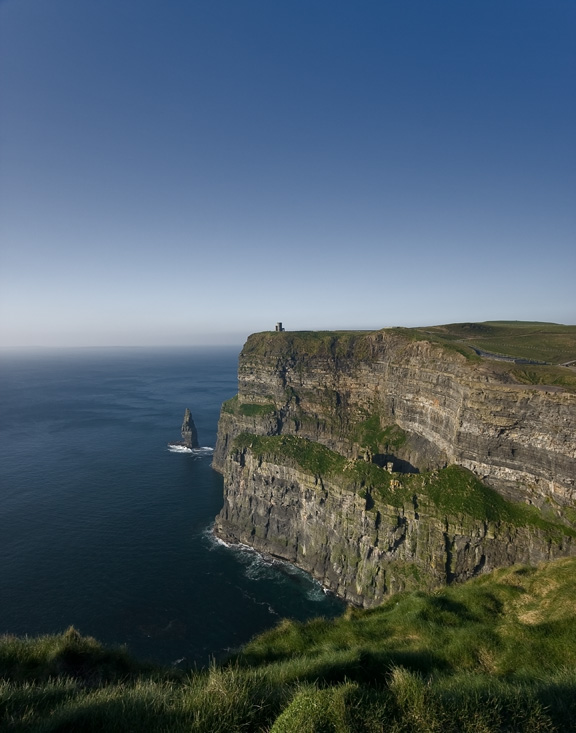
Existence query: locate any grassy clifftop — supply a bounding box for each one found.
[2,558,576,731]
[243,321,576,391]
[245,321,576,364]
[242,329,375,359]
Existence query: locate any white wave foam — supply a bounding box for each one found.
[202,525,333,600]
[306,584,329,602]
[167,445,214,455]
[203,526,228,548]
[207,533,254,554]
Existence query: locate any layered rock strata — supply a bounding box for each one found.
[215,448,575,606]
[213,330,576,604]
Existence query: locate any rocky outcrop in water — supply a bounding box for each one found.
[181,408,199,449]
[169,408,199,450]
[212,329,576,605]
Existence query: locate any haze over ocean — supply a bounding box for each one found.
[1,0,575,349]
[0,348,344,665]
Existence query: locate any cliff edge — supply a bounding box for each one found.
[213,325,576,605]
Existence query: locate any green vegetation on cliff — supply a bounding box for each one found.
[509,364,576,391]
[2,559,576,731]
[222,395,278,417]
[248,320,576,366]
[232,434,576,539]
[234,433,347,476]
[407,321,576,390]
[242,321,576,391]
[418,321,576,364]
[242,330,374,359]
[353,415,407,455]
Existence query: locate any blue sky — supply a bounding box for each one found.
[1,0,574,347]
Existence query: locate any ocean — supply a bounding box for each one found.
[0,347,344,666]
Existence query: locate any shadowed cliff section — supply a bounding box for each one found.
[213,323,576,605]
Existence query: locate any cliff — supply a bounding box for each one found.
[213,327,576,605]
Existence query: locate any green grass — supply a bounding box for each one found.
[2,560,576,731]
[353,414,408,455]
[278,321,576,365]
[417,466,575,537]
[221,395,278,417]
[220,394,238,414]
[242,323,576,394]
[510,365,576,391]
[242,330,378,360]
[0,627,156,685]
[232,434,576,539]
[234,433,347,476]
[418,321,576,364]
[238,402,277,417]
[241,558,576,676]
[361,463,575,538]
[238,323,576,396]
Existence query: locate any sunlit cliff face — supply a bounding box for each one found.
[212,330,576,605]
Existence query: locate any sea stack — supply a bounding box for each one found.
[181,408,199,449]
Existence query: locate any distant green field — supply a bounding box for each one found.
[416,321,576,364]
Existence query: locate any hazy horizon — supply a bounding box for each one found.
[1,0,574,348]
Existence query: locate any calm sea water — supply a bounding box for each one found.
[0,347,344,666]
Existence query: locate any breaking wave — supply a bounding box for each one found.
[203,526,331,602]
[167,445,214,455]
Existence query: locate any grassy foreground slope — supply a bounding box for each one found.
[2,558,576,732]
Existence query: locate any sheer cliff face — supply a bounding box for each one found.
[213,330,576,604]
[215,452,574,606]
[215,331,575,507]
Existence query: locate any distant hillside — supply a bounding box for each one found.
[414,320,576,365]
[2,558,576,731]
[394,321,576,393]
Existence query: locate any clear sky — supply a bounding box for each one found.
[1,0,574,348]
